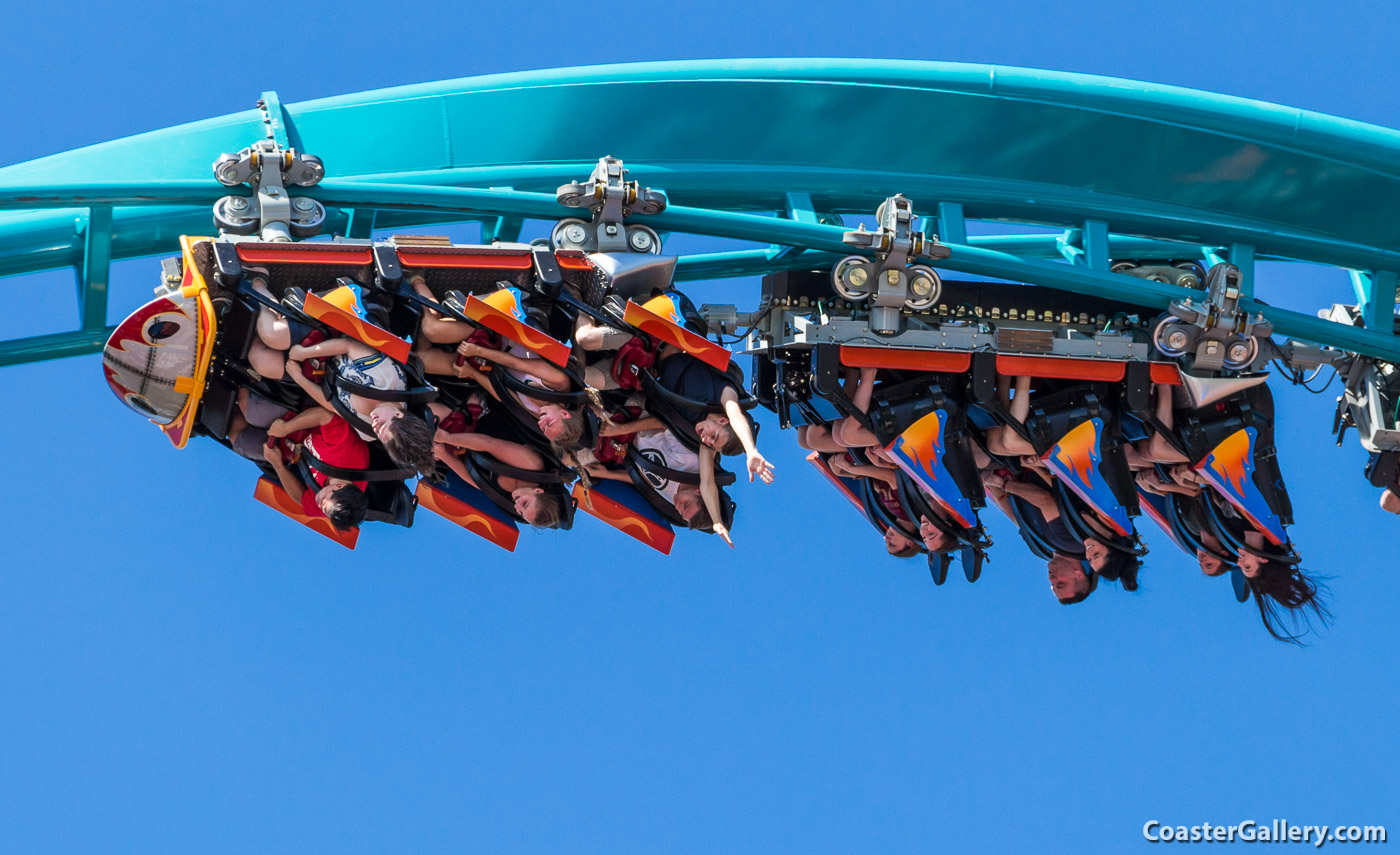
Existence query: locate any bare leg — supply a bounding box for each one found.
[248,339,286,380]
[834,416,879,448]
[840,367,859,399]
[988,424,1036,457]
[987,376,1036,457]
[1155,383,1175,431]
[1124,444,1149,470]
[573,314,633,351]
[413,277,477,345]
[1008,376,1032,424]
[250,279,292,351]
[228,410,249,444]
[851,367,878,414]
[1141,385,1189,463]
[415,339,459,377]
[802,424,845,453]
[419,309,475,344]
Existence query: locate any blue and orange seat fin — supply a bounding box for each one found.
[415,469,520,551]
[572,480,675,554]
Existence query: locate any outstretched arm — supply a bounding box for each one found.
[1000,478,1060,521]
[583,464,632,483]
[721,387,774,484]
[697,444,733,548]
[600,416,665,437]
[433,443,478,488]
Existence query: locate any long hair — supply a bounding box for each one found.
[548,388,608,458]
[1248,560,1331,644]
[1095,546,1141,592]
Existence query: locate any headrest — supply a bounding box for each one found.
[587,253,678,301]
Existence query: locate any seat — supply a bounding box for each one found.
[462,451,576,531]
[1042,414,1139,537]
[622,452,735,534]
[300,444,418,528]
[638,359,759,452]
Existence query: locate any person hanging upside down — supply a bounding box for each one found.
[257,408,371,532]
[431,423,567,529]
[282,339,436,478]
[652,345,774,484]
[582,426,736,546]
[452,340,600,452]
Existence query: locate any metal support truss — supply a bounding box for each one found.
[5,59,1400,366]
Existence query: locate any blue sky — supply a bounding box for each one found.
[2,1,1398,852]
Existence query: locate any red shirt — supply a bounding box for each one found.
[298,416,370,517]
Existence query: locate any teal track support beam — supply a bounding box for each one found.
[1230,244,1256,297]
[345,208,376,239]
[1082,220,1110,270]
[784,192,818,223]
[258,91,289,147]
[480,215,523,244]
[0,326,116,367]
[78,205,112,331]
[1357,270,1399,332]
[937,202,967,246]
[5,60,1400,365]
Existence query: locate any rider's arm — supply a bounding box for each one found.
[268,406,332,437]
[286,361,335,412]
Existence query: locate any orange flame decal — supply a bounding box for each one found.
[302,291,412,364]
[624,299,731,372]
[415,482,520,551]
[572,484,674,554]
[1045,419,1132,537]
[1050,420,1098,491]
[1193,427,1287,546]
[462,293,572,367]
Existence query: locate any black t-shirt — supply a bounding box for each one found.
[1044,517,1083,554]
[655,353,752,430]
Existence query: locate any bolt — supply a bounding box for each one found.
[1227,342,1252,363]
[266,186,279,197]
[887,269,901,286]
[1205,341,1221,354]
[1165,330,1189,350]
[564,224,587,244]
[629,230,653,251]
[293,197,315,212]
[605,224,619,236]
[229,197,249,211]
